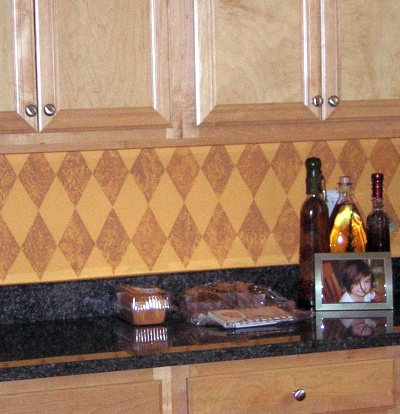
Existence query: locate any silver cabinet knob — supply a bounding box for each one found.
[293,389,306,401]
[312,95,324,107]
[25,104,38,117]
[43,104,56,116]
[328,95,340,107]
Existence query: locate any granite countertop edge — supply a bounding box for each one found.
[2,325,400,382]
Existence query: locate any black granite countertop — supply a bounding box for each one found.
[1,261,400,382]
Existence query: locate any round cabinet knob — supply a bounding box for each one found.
[43,104,56,116]
[25,104,38,117]
[312,95,324,107]
[328,95,340,107]
[293,389,306,401]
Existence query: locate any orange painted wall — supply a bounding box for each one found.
[0,138,399,285]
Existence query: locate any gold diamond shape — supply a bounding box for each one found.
[131,148,165,202]
[237,144,270,196]
[271,143,302,193]
[22,213,57,278]
[94,150,129,204]
[59,210,95,276]
[166,148,200,199]
[238,201,270,263]
[370,140,400,183]
[338,141,368,186]
[0,216,20,280]
[202,146,234,196]
[57,152,92,206]
[0,155,17,209]
[132,207,167,270]
[204,203,236,265]
[96,209,130,272]
[169,205,201,267]
[19,154,55,208]
[273,199,298,261]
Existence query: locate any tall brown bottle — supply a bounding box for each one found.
[298,158,330,310]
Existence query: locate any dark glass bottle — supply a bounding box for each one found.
[298,157,330,310]
[366,173,390,252]
[329,176,366,253]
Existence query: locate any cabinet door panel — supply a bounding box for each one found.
[0,0,37,133]
[194,0,322,126]
[325,0,400,121]
[36,0,171,132]
[1,380,162,414]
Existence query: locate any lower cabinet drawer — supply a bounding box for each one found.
[0,380,162,414]
[187,358,395,414]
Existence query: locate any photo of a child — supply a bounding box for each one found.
[315,252,392,310]
[339,260,384,303]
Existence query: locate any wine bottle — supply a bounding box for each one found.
[298,157,330,310]
[329,176,366,253]
[366,173,390,252]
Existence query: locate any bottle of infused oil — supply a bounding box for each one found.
[329,176,367,253]
[298,157,330,310]
[366,173,390,252]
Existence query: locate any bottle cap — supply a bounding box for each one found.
[338,176,351,185]
[305,157,322,178]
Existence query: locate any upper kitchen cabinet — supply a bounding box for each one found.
[194,0,321,125]
[325,0,400,122]
[0,0,171,135]
[191,0,400,142]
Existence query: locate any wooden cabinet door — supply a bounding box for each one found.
[324,0,400,121]
[34,0,171,133]
[194,0,322,126]
[0,370,164,414]
[0,1,38,133]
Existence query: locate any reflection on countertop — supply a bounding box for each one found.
[2,306,400,383]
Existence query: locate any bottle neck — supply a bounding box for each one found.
[372,197,384,210]
[306,177,323,196]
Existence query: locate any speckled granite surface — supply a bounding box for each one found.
[1,260,400,382]
[0,265,299,324]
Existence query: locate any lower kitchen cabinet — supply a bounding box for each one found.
[184,346,400,414]
[1,346,399,413]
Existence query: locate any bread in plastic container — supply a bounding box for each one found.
[116,285,170,325]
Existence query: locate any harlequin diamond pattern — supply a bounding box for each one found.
[166,148,200,200]
[19,154,55,208]
[271,143,302,193]
[0,139,399,284]
[0,155,17,209]
[59,210,95,276]
[22,213,57,279]
[202,146,234,196]
[94,150,129,205]
[57,152,91,206]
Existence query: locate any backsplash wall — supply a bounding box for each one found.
[0,138,399,285]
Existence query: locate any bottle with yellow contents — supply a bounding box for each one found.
[329,176,366,253]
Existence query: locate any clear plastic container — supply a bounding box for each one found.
[116,285,170,325]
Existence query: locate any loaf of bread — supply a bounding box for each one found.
[182,281,272,325]
[116,285,169,325]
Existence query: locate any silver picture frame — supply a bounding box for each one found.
[314,252,393,311]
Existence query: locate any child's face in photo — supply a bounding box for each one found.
[350,274,372,299]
